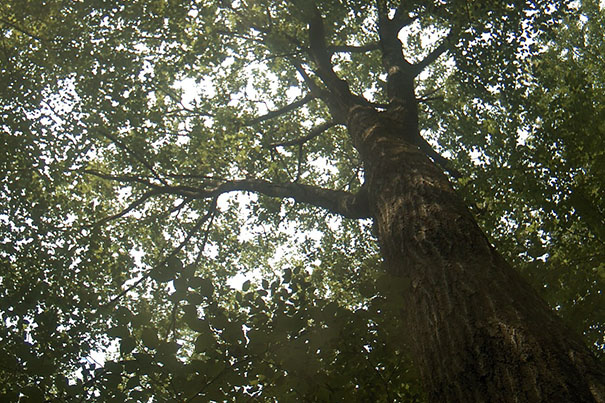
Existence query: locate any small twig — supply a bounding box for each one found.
[295,144,304,182]
[86,189,162,228]
[94,128,168,186]
[0,17,47,43]
[98,198,218,309]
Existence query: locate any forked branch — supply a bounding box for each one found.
[267,121,337,148]
[412,29,458,76]
[208,179,370,219]
[246,93,315,126]
[305,4,353,99]
[85,171,372,220]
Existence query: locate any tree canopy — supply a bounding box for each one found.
[0,0,603,401]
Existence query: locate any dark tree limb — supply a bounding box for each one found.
[292,60,323,97]
[295,144,304,182]
[267,121,337,148]
[245,93,315,125]
[206,179,370,219]
[82,169,157,187]
[86,170,371,219]
[291,60,350,123]
[415,136,461,178]
[374,0,416,90]
[375,0,389,26]
[306,3,352,98]
[412,29,458,76]
[87,189,162,227]
[392,2,416,30]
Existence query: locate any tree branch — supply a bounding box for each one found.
[415,136,461,178]
[267,121,337,148]
[412,29,458,76]
[375,0,389,26]
[291,60,349,124]
[82,169,157,187]
[87,169,371,219]
[87,190,162,227]
[0,17,47,43]
[209,179,371,219]
[291,60,322,96]
[305,3,353,99]
[245,93,315,126]
[295,144,304,182]
[392,3,416,30]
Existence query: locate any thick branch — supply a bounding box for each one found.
[392,3,416,30]
[87,170,371,219]
[412,30,458,76]
[375,0,415,81]
[306,4,352,98]
[267,121,337,148]
[291,60,349,124]
[246,93,315,126]
[212,179,370,219]
[292,61,323,97]
[415,136,461,178]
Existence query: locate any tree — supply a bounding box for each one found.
[0,0,604,401]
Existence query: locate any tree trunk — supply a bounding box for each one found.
[346,104,605,402]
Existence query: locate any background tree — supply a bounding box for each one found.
[0,0,603,401]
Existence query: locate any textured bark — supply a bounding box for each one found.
[346,104,605,402]
[298,5,604,400]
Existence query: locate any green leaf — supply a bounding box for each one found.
[120,337,137,355]
[141,327,159,350]
[242,280,251,292]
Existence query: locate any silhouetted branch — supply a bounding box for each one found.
[392,4,416,30]
[87,189,161,227]
[415,137,461,178]
[246,93,315,125]
[413,30,458,76]
[86,169,371,219]
[82,170,156,187]
[295,144,304,182]
[291,60,323,97]
[305,3,353,100]
[267,121,337,148]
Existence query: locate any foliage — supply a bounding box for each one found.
[0,0,602,401]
